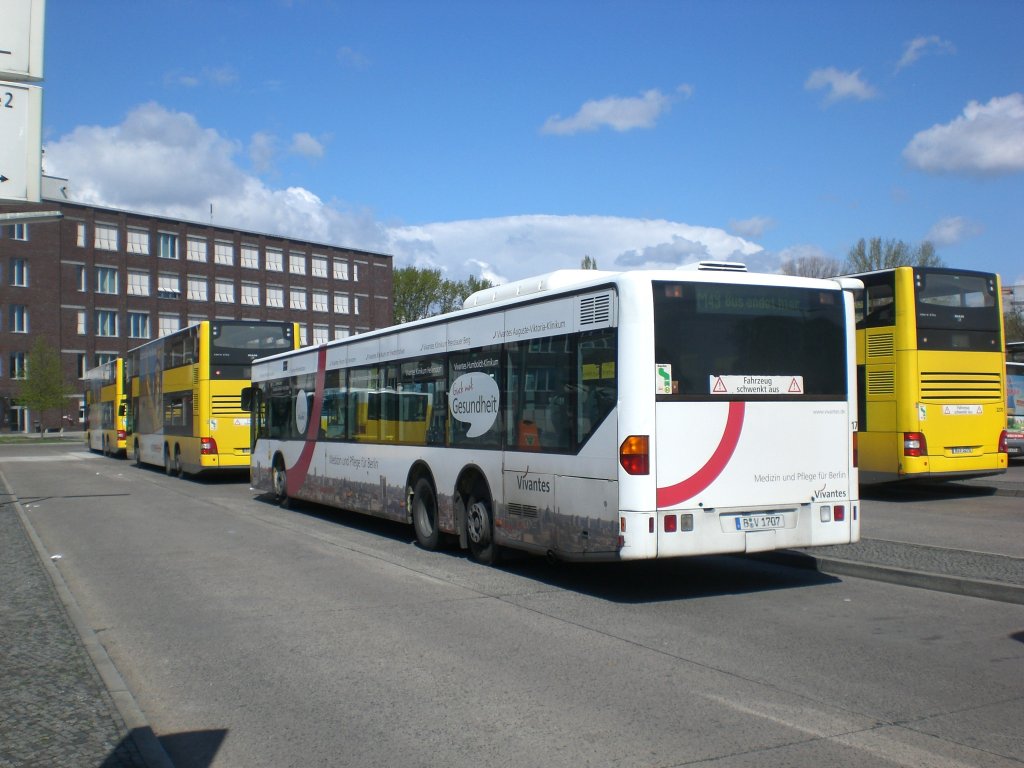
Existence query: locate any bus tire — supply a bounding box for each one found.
[272,457,290,508]
[411,477,441,550]
[134,441,142,468]
[466,491,498,565]
[164,446,174,476]
[173,446,183,477]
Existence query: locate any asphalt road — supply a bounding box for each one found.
[5,443,1024,768]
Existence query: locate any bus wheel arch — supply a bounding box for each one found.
[407,465,441,550]
[172,445,183,477]
[456,468,498,565]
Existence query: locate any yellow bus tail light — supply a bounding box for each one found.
[201,437,218,455]
[903,432,926,457]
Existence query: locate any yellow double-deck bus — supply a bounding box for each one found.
[126,320,298,476]
[847,266,1008,482]
[84,357,127,456]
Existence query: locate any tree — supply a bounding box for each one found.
[19,338,76,432]
[845,237,943,272]
[581,255,599,269]
[392,266,494,324]
[1005,303,1024,344]
[780,254,844,278]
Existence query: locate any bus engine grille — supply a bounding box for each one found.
[211,394,245,416]
[920,371,1003,401]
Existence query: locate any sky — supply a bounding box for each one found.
[33,0,1024,286]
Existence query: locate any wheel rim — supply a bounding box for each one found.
[273,466,287,498]
[466,500,490,546]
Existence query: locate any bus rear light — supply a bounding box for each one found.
[648,517,655,534]
[116,429,126,441]
[834,505,845,522]
[620,516,626,533]
[619,435,650,475]
[903,432,926,457]
[200,437,218,455]
[680,513,693,532]
[998,430,1008,454]
[819,506,831,522]
[852,432,858,467]
[664,514,677,533]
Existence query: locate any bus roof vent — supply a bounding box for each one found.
[680,260,748,272]
[578,291,614,327]
[463,269,612,308]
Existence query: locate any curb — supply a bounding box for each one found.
[8,483,176,768]
[763,550,1024,606]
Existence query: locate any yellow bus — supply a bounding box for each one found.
[127,320,298,476]
[84,357,127,456]
[848,266,1008,482]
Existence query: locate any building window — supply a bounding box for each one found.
[289,252,306,275]
[76,223,86,247]
[241,282,260,306]
[266,286,284,308]
[10,305,28,333]
[77,353,87,379]
[10,258,28,286]
[312,324,329,345]
[128,312,150,339]
[159,315,180,337]
[187,236,207,262]
[214,241,234,266]
[266,248,283,272]
[215,279,234,303]
[333,327,351,340]
[96,266,119,294]
[95,223,118,251]
[127,270,150,296]
[77,310,87,335]
[354,296,362,315]
[312,290,328,312]
[312,255,328,278]
[159,233,179,259]
[95,310,118,337]
[187,276,208,301]
[241,245,259,269]
[333,293,349,314]
[10,352,27,379]
[290,288,307,310]
[298,324,308,346]
[333,259,349,280]
[6,223,28,240]
[353,262,361,281]
[187,314,205,326]
[96,353,117,368]
[127,228,150,255]
[158,274,181,299]
[76,265,87,291]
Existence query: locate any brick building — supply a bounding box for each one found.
[0,179,393,432]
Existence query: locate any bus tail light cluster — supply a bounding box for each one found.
[998,430,1008,454]
[662,513,693,532]
[903,432,926,457]
[200,437,218,455]
[116,429,126,441]
[819,505,846,522]
[852,432,858,467]
[619,435,649,475]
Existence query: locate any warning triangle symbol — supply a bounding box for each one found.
[788,377,803,393]
[712,377,727,393]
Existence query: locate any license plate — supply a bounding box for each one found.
[950,447,973,455]
[735,514,784,531]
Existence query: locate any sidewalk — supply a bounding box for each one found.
[1,456,1021,768]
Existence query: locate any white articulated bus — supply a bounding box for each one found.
[246,264,861,563]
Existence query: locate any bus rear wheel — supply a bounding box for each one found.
[466,492,498,564]
[272,459,289,508]
[411,477,440,550]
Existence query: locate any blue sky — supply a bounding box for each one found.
[38,0,1024,286]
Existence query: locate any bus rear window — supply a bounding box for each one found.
[653,282,847,400]
[212,322,295,364]
[914,270,1000,332]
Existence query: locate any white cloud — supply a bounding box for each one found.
[729,215,775,239]
[290,132,326,159]
[541,86,691,135]
[903,93,1024,175]
[805,67,877,105]
[896,35,955,72]
[43,102,769,284]
[925,216,982,247]
[249,131,277,173]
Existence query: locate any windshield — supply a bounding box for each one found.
[653,282,847,400]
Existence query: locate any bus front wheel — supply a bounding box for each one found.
[411,477,440,550]
[272,459,289,508]
[466,492,498,565]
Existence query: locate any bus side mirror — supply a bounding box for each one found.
[240,387,253,412]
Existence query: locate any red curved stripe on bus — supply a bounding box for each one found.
[286,346,328,496]
[656,401,746,507]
